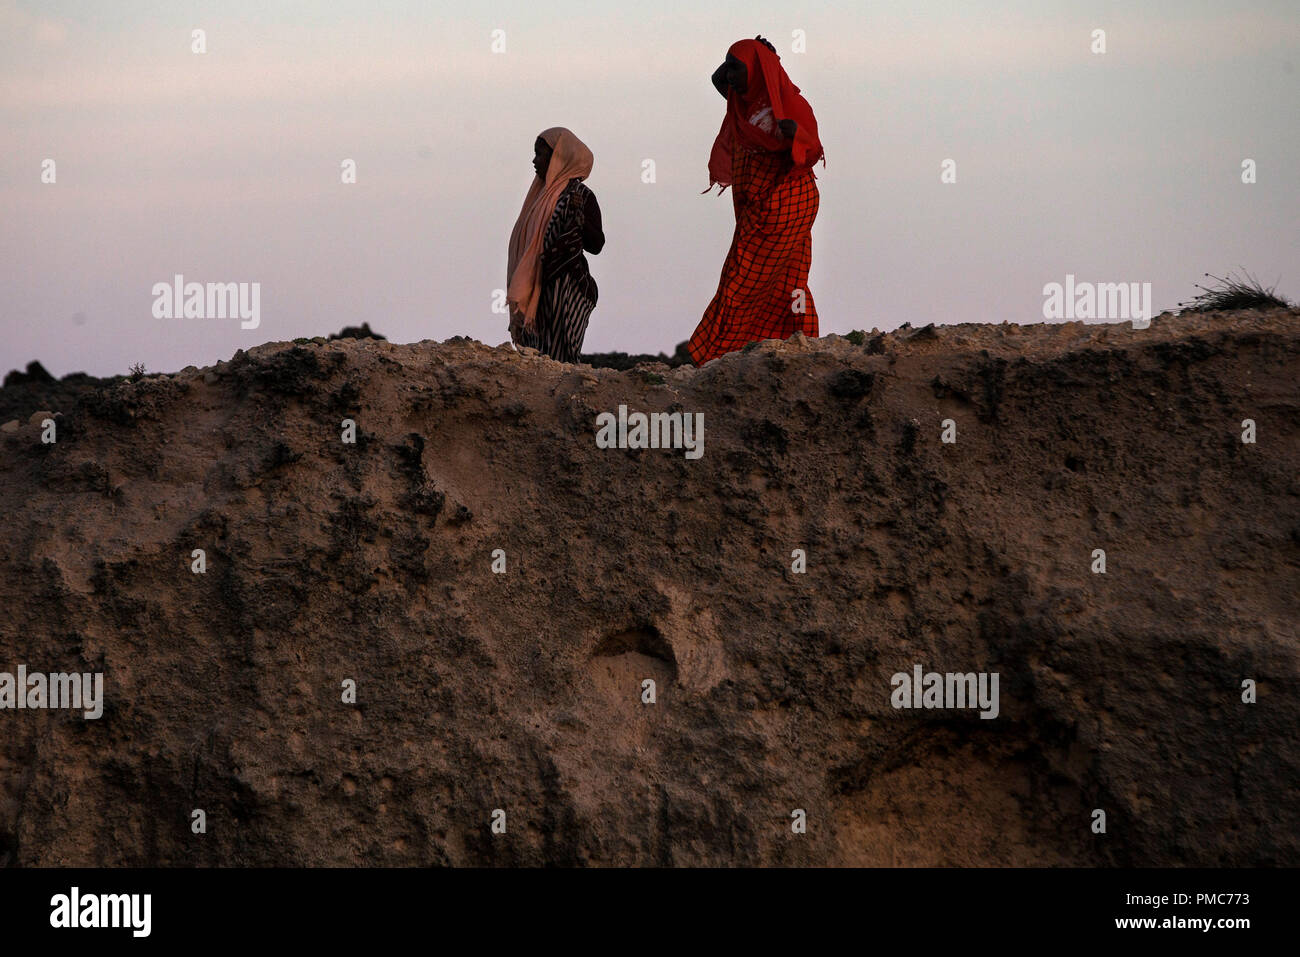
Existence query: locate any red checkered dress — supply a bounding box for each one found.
[689,145,819,364]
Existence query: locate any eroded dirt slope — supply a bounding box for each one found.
[1,309,1297,866]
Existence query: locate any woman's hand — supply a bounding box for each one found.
[778,119,797,139]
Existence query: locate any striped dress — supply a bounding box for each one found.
[513,178,604,363]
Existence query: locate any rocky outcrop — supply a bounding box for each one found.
[0,362,106,426]
[1,309,1297,866]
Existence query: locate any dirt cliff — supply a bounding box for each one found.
[1,308,1297,866]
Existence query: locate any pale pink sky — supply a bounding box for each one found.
[2,0,1297,377]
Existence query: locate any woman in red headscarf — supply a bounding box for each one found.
[689,36,824,365]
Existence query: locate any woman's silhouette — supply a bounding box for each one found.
[506,128,605,362]
[690,36,824,364]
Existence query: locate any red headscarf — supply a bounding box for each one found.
[706,38,824,191]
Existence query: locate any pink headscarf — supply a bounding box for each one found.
[507,127,594,333]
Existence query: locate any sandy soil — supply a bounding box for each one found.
[1,308,1297,865]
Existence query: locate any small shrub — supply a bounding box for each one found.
[1179,270,1291,312]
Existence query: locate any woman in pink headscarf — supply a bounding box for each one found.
[506,127,605,362]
